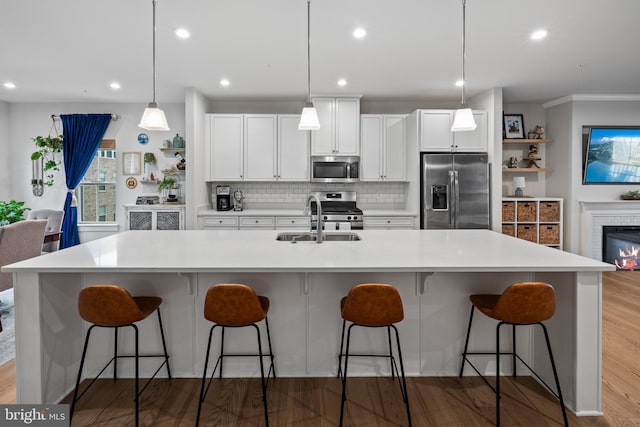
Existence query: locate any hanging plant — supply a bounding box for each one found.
[31,134,64,186]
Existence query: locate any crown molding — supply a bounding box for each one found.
[543,94,640,109]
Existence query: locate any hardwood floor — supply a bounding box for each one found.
[1,271,639,425]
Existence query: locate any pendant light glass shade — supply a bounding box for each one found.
[451,0,476,133]
[451,107,477,131]
[299,0,320,130]
[299,103,320,130]
[139,103,170,131]
[139,0,170,131]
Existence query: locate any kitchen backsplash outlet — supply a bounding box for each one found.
[208,182,406,210]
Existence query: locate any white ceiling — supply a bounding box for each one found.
[1,0,639,105]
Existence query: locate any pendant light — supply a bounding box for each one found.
[139,0,170,131]
[298,0,320,130]
[451,0,477,132]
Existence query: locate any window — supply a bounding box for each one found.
[78,139,117,223]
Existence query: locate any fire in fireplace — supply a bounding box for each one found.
[602,225,640,270]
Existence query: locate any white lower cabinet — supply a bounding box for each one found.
[275,216,311,230]
[125,205,185,230]
[239,216,275,229]
[199,216,239,230]
[364,216,415,230]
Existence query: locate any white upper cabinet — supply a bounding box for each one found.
[244,115,278,181]
[277,115,309,181]
[419,109,487,152]
[361,114,406,181]
[206,114,244,181]
[454,111,487,152]
[311,97,360,156]
[206,114,308,182]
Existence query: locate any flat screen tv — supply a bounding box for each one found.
[583,126,640,184]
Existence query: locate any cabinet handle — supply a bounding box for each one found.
[291,220,295,223]
[255,220,259,223]
[387,220,391,224]
[219,220,222,224]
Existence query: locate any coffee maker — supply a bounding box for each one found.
[216,185,232,211]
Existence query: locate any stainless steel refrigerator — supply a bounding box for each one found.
[421,153,490,229]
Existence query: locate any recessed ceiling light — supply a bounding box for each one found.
[353,27,366,39]
[337,79,347,87]
[110,82,121,90]
[455,79,464,87]
[3,81,16,89]
[220,79,230,87]
[175,28,190,39]
[530,29,548,40]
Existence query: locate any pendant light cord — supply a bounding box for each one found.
[460,0,467,106]
[152,0,157,105]
[306,0,311,103]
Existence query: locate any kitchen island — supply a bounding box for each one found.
[3,229,613,416]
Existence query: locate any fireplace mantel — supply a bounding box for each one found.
[580,200,640,259]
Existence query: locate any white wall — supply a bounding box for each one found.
[544,96,640,253]
[0,101,10,201]
[185,88,207,229]
[8,102,185,241]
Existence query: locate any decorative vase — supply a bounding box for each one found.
[172,133,184,149]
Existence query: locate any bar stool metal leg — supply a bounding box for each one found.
[219,326,225,379]
[387,326,395,380]
[252,323,269,427]
[196,325,216,427]
[264,316,276,379]
[70,325,94,422]
[337,319,346,379]
[113,327,118,380]
[512,324,517,378]
[156,308,172,378]
[339,324,354,427]
[459,305,475,376]
[133,324,139,427]
[496,322,503,427]
[391,324,412,427]
[541,323,569,426]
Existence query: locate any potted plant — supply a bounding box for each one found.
[158,176,180,202]
[31,134,64,187]
[0,200,30,225]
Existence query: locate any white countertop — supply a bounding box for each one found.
[3,229,614,274]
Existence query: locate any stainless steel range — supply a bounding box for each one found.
[309,191,363,230]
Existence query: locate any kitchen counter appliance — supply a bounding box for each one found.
[311,156,359,183]
[421,153,490,229]
[309,191,363,230]
[216,185,232,211]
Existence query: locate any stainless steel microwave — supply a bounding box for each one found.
[311,156,359,183]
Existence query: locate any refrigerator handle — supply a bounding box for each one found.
[454,170,460,228]
[448,170,455,226]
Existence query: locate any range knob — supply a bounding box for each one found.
[323,216,328,220]
[352,216,358,221]
[347,216,352,220]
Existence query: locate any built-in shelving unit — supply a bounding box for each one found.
[502,197,563,249]
[502,138,553,173]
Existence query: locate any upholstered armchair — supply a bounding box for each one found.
[27,209,64,252]
[0,219,48,293]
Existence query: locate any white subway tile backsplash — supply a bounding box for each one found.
[208,181,407,210]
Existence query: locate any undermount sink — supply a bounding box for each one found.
[276,232,361,242]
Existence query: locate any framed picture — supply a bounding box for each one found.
[503,114,525,139]
[122,152,141,175]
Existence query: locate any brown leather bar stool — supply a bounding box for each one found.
[70,284,171,427]
[196,283,275,427]
[337,283,412,427]
[459,281,568,426]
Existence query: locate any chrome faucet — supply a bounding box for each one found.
[306,193,323,243]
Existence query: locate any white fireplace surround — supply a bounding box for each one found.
[580,200,640,260]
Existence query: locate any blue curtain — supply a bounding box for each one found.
[60,114,112,249]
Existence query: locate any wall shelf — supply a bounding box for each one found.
[503,138,552,144]
[160,148,185,153]
[502,167,552,173]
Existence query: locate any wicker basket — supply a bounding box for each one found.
[539,224,560,245]
[502,224,515,237]
[539,202,560,222]
[516,224,538,242]
[502,202,515,222]
[516,202,537,222]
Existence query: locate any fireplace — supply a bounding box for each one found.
[602,225,640,270]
